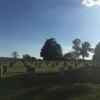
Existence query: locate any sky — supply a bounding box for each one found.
[0,0,100,59]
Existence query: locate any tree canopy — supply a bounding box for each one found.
[80,41,94,59]
[72,38,81,59]
[23,54,36,60]
[63,52,77,60]
[11,51,19,58]
[93,42,100,61]
[40,38,62,60]
[23,54,31,60]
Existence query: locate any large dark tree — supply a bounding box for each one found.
[93,42,100,61]
[40,38,62,60]
[72,38,81,59]
[80,42,94,59]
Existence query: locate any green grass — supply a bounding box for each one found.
[0,61,100,100]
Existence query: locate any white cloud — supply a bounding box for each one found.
[82,0,100,7]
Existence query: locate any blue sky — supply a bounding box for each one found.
[0,0,100,59]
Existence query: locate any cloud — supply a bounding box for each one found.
[82,0,100,7]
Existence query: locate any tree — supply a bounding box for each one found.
[80,42,94,59]
[23,54,31,60]
[11,51,19,58]
[63,52,77,60]
[93,42,100,61]
[72,38,81,59]
[40,38,62,60]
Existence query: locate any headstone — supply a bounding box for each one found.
[84,66,88,73]
[38,63,41,67]
[31,61,33,64]
[4,61,5,64]
[92,63,95,67]
[35,62,37,66]
[52,63,55,67]
[65,62,68,66]
[96,63,99,67]
[27,65,31,72]
[78,62,80,64]
[10,62,13,67]
[68,66,72,72]
[23,62,27,67]
[0,68,2,78]
[87,68,93,77]
[56,62,58,66]
[29,68,35,78]
[40,61,42,64]
[59,68,65,78]
[71,62,73,64]
[3,66,7,73]
[0,62,1,66]
[46,61,49,66]
[75,63,77,67]
[63,62,66,67]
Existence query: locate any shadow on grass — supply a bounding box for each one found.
[0,67,100,100]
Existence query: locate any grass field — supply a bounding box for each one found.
[0,61,100,100]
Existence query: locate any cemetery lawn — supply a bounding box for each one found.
[0,61,100,100]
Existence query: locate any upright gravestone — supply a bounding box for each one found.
[38,63,41,67]
[0,62,1,66]
[4,61,5,64]
[68,66,72,72]
[52,62,55,67]
[23,62,27,67]
[29,68,35,78]
[27,65,31,72]
[63,62,66,68]
[78,62,80,64]
[3,66,7,73]
[96,63,99,67]
[66,62,68,66]
[71,62,73,64]
[56,62,58,66]
[59,68,65,78]
[0,68,2,78]
[92,63,95,67]
[40,61,42,64]
[75,63,77,67]
[87,68,93,78]
[84,66,88,73]
[46,61,49,66]
[31,61,33,64]
[10,62,13,67]
[35,62,37,66]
